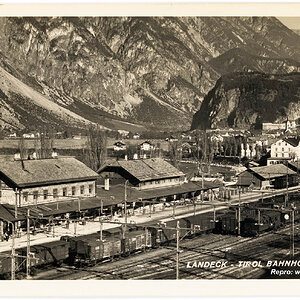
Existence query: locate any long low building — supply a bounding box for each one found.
[98,158,185,190]
[237,164,297,189]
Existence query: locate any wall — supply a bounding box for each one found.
[0,180,96,206]
[237,171,262,188]
[138,177,183,190]
[262,123,285,131]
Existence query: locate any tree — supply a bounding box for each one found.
[39,130,54,159]
[83,125,107,171]
[168,139,182,168]
[18,137,27,159]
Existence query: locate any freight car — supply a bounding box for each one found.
[216,205,300,237]
[143,211,217,246]
[64,226,152,266]
[0,240,70,279]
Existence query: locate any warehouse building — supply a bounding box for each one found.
[237,164,297,189]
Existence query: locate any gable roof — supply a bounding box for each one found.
[114,141,126,146]
[0,157,98,188]
[248,164,296,180]
[140,141,153,146]
[283,137,300,147]
[288,161,300,170]
[98,158,184,181]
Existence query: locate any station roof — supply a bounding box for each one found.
[0,157,98,188]
[96,181,221,203]
[0,181,220,222]
[98,158,184,182]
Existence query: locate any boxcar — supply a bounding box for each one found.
[69,233,122,265]
[122,229,151,254]
[18,240,70,268]
[0,251,14,278]
[218,213,237,234]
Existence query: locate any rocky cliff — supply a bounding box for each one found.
[191,72,300,130]
[1,17,300,132]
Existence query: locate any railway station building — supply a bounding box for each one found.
[97,158,222,215]
[97,158,186,190]
[0,157,99,240]
[0,157,99,207]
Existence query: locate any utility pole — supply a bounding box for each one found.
[11,222,15,280]
[26,209,30,279]
[176,220,180,280]
[291,204,295,258]
[285,164,289,207]
[123,180,128,240]
[100,217,103,242]
[213,205,216,222]
[237,188,241,236]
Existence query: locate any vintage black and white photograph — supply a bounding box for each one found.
[0,6,300,283]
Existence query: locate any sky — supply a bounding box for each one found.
[277,17,300,29]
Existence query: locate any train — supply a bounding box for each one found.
[0,199,299,279]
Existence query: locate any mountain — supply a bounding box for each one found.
[191,72,300,130]
[293,29,300,35]
[1,17,300,132]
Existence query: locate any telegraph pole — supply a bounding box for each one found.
[291,204,295,258]
[237,188,241,236]
[123,180,128,239]
[176,220,180,280]
[11,222,15,280]
[285,164,289,207]
[100,217,103,242]
[26,209,30,279]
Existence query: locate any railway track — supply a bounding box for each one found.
[32,222,300,280]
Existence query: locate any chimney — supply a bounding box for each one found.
[14,153,21,160]
[104,176,110,191]
[52,150,58,159]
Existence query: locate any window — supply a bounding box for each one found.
[275,148,278,151]
[88,184,93,194]
[53,189,58,199]
[33,191,38,201]
[72,186,76,196]
[279,142,281,146]
[62,187,67,197]
[276,153,278,157]
[23,192,28,203]
[43,190,48,200]
[80,185,85,195]
[282,148,284,151]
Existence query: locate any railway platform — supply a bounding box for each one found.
[0,184,299,252]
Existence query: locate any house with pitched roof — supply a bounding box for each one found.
[97,158,185,190]
[267,137,300,165]
[0,157,99,207]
